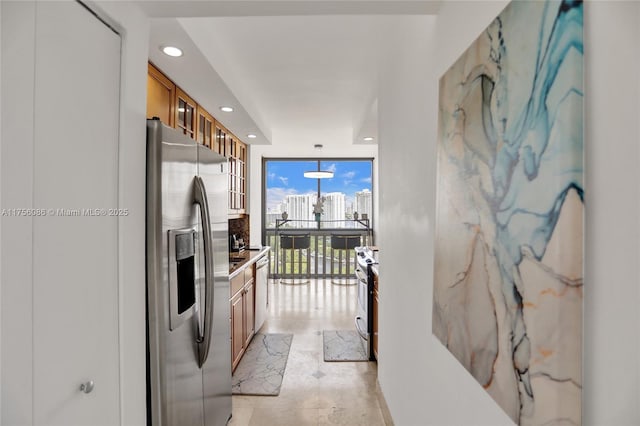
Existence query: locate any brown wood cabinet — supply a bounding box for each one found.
[372,272,379,360]
[230,265,255,372]
[197,108,215,149]
[146,63,175,126]
[214,123,247,215]
[213,121,229,157]
[243,280,255,348]
[175,87,197,140]
[147,62,249,216]
[228,135,247,214]
[230,290,244,369]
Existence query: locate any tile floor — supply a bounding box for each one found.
[229,278,388,426]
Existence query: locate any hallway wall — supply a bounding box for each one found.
[376,2,640,425]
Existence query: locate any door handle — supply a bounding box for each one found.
[79,380,94,394]
[193,176,214,368]
[355,316,369,341]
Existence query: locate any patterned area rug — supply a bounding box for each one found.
[323,330,368,362]
[232,333,293,396]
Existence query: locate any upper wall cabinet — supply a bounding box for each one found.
[228,135,247,214]
[146,62,248,216]
[214,120,230,158]
[147,63,175,126]
[175,87,197,140]
[197,108,215,149]
[215,122,247,215]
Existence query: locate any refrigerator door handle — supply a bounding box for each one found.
[193,175,214,368]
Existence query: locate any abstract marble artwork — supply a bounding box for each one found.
[432,1,583,424]
[323,330,368,362]
[232,333,293,395]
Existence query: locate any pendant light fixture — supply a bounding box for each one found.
[303,170,334,179]
[303,145,334,178]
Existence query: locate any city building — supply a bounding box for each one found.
[355,189,373,220]
[321,192,346,226]
[284,194,315,227]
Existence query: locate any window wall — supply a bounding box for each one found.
[264,159,373,229]
[263,158,374,279]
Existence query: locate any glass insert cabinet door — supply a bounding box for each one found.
[197,109,214,149]
[175,87,196,139]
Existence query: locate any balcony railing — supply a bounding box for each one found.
[265,219,373,282]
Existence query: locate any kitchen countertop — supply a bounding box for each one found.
[229,246,270,279]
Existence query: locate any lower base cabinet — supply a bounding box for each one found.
[243,282,255,349]
[230,266,255,372]
[231,292,245,369]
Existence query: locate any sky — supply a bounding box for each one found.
[266,160,373,211]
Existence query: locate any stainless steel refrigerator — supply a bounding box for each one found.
[146,119,232,426]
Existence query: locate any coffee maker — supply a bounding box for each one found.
[229,234,244,252]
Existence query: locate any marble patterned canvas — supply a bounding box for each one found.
[432,1,583,424]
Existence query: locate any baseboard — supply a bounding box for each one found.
[376,379,394,426]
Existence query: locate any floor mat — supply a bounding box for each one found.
[232,333,293,396]
[323,330,368,362]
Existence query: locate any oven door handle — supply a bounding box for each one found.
[355,316,369,341]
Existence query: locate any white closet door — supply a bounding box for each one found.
[32,2,121,425]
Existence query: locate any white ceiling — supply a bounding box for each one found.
[142,1,441,148]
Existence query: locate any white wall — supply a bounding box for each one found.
[582,1,640,424]
[0,1,149,424]
[377,2,640,425]
[376,8,515,426]
[248,142,378,246]
[0,2,3,419]
[1,3,38,422]
[90,2,149,424]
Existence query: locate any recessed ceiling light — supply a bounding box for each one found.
[247,134,257,139]
[161,46,183,57]
[363,136,374,141]
[220,106,234,112]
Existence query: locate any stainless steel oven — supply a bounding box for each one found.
[354,246,376,361]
